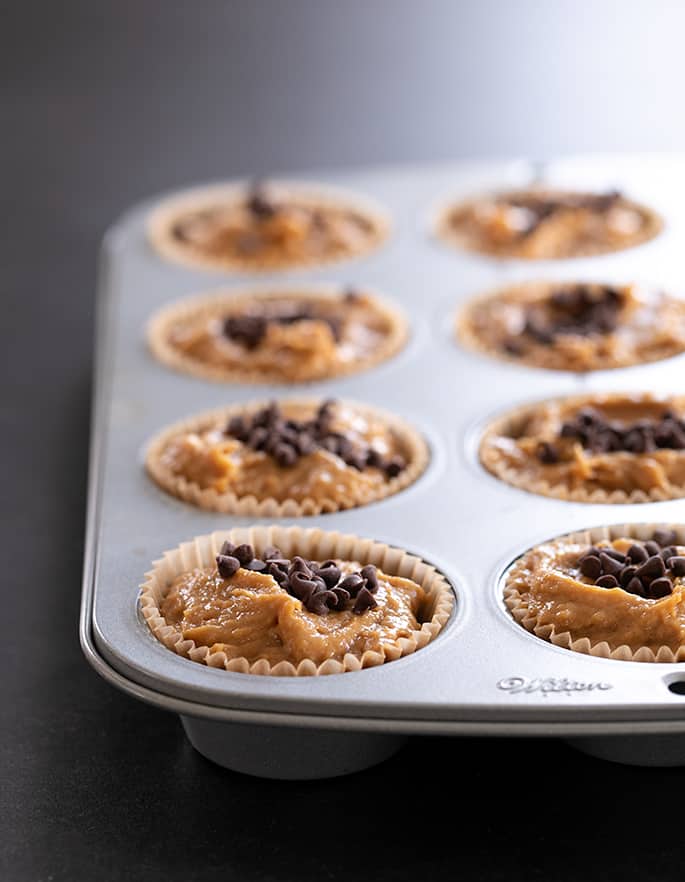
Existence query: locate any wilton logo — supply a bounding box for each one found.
[497,676,613,697]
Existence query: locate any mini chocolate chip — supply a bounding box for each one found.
[599,552,624,577]
[223,315,268,349]
[329,587,351,610]
[653,529,678,548]
[266,558,290,570]
[536,441,559,464]
[366,448,384,469]
[579,555,602,579]
[644,540,661,557]
[385,456,405,479]
[219,540,236,556]
[338,573,364,596]
[620,565,638,587]
[636,555,666,580]
[307,591,335,616]
[360,565,379,593]
[648,577,673,599]
[353,586,378,614]
[625,577,645,597]
[295,433,316,455]
[274,443,297,468]
[316,563,341,588]
[262,546,282,561]
[668,556,685,577]
[247,427,269,450]
[661,545,678,563]
[627,544,648,564]
[246,559,267,572]
[233,544,254,566]
[266,562,289,586]
[226,416,248,441]
[216,554,240,579]
[289,571,320,601]
[602,548,626,563]
[246,183,278,219]
[289,556,313,577]
[596,574,619,589]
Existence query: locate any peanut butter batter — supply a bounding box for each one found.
[507,537,685,655]
[151,183,387,271]
[481,394,685,502]
[458,282,685,372]
[155,291,405,384]
[439,188,661,259]
[155,400,416,510]
[160,563,425,665]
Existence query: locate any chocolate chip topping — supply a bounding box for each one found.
[536,406,685,463]
[224,400,406,478]
[222,300,348,349]
[522,284,625,347]
[246,181,280,219]
[577,531,683,598]
[507,190,622,238]
[215,542,380,615]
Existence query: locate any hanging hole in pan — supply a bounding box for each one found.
[666,678,685,696]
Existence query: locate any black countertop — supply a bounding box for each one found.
[4,3,685,879]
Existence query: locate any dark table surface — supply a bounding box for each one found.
[4,3,685,880]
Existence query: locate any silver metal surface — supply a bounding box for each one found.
[82,156,685,765]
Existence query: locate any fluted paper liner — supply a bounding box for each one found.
[147,286,408,385]
[503,523,685,663]
[139,526,455,676]
[145,398,430,516]
[435,188,663,259]
[480,392,685,504]
[148,180,390,272]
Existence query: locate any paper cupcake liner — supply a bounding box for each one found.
[147,180,390,272]
[139,526,455,676]
[503,522,685,663]
[145,398,430,516]
[454,280,685,373]
[434,189,663,259]
[146,285,408,385]
[480,392,685,504]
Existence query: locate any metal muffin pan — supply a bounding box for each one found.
[81,155,685,777]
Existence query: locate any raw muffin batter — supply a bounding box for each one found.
[438,188,661,259]
[458,281,685,372]
[148,288,406,384]
[480,393,685,502]
[505,529,685,658]
[150,180,388,271]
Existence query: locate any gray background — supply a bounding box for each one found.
[4,2,685,880]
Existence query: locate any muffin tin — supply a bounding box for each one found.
[81,156,685,778]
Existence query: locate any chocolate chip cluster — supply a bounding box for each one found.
[225,399,407,475]
[536,406,685,463]
[223,306,343,350]
[215,541,379,615]
[523,285,625,345]
[508,190,622,236]
[578,529,685,598]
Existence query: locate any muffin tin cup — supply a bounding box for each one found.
[144,398,430,516]
[146,284,408,385]
[82,157,685,779]
[147,179,392,273]
[503,522,685,663]
[479,391,685,504]
[139,525,454,676]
